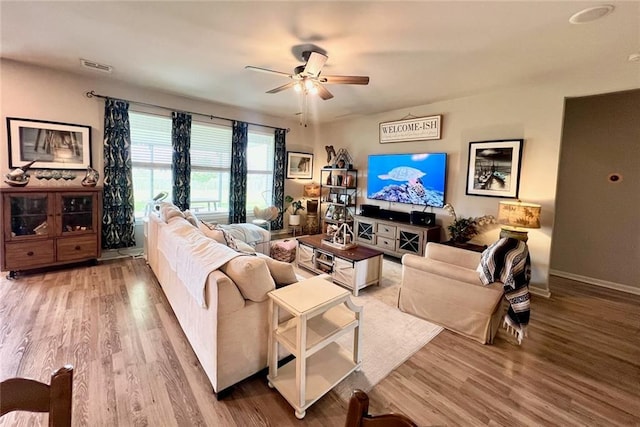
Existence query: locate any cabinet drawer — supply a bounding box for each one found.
[376,223,396,238]
[376,236,396,251]
[57,235,98,262]
[4,240,55,269]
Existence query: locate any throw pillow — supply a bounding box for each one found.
[159,202,184,222]
[197,221,242,250]
[183,209,198,227]
[256,253,297,286]
[198,221,226,244]
[221,256,275,302]
[234,240,256,254]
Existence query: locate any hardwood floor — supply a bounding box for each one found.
[1,258,638,426]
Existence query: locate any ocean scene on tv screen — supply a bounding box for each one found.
[367,153,446,207]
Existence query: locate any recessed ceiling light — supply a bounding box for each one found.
[569,5,614,24]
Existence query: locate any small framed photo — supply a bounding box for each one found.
[286,151,313,179]
[338,194,351,205]
[325,204,336,219]
[7,117,92,170]
[466,139,524,198]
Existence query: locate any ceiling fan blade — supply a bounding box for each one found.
[303,52,328,77]
[321,75,370,85]
[316,83,334,100]
[245,65,291,78]
[266,81,297,94]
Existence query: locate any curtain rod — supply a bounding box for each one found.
[85,90,290,132]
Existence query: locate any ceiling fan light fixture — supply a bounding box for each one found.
[569,5,614,24]
[293,82,302,92]
[308,85,319,95]
[304,79,315,91]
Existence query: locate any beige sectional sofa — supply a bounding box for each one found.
[146,210,295,394]
[398,242,505,344]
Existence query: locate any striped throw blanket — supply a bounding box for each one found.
[477,237,531,344]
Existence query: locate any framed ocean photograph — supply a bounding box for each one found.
[466,139,523,198]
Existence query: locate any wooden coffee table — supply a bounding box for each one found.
[296,234,384,296]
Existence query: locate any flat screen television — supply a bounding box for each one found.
[367,153,447,208]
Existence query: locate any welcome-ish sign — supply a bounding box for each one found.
[379,115,442,143]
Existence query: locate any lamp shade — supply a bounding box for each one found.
[498,201,541,229]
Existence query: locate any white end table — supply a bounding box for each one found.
[267,275,363,419]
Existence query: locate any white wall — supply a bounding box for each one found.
[312,76,639,296]
[0,58,310,214]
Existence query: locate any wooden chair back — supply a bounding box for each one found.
[1,365,73,427]
[345,389,418,427]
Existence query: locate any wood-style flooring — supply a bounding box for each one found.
[0,257,638,426]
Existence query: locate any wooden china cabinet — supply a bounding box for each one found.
[0,186,102,278]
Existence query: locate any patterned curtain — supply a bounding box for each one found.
[171,112,192,211]
[272,128,287,230]
[228,121,248,223]
[102,98,136,249]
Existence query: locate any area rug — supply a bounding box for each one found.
[332,294,442,401]
[293,257,443,401]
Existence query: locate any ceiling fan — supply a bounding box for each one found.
[245,51,369,100]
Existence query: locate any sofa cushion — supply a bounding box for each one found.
[220,256,275,302]
[256,253,297,286]
[217,223,270,246]
[159,202,185,222]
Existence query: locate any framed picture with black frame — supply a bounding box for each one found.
[286,151,313,179]
[466,139,523,198]
[7,117,92,170]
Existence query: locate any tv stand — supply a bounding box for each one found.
[354,214,441,258]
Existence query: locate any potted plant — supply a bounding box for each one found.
[443,203,495,243]
[285,195,305,226]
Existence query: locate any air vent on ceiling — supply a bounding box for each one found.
[80,59,113,73]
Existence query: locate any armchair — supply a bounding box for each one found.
[398,242,505,344]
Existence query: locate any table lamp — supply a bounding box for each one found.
[497,200,541,242]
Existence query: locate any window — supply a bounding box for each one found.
[246,129,275,217]
[130,112,173,218]
[189,121,232,215]
[129,111,275,221]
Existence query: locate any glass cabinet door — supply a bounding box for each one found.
[58,193,96,236]
[397,229,423,255]
[5,193,52,240]
[355,219,375,244]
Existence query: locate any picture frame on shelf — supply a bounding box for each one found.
[338,194,350,205]
[466,139,524,198]
[286,151,313,179]
[325,204,336,220]
[7,117,92,170]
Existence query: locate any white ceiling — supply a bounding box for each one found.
[1,1,639,123]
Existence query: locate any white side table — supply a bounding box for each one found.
[267,275,363,419]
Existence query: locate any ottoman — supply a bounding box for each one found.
[271,240,297,263]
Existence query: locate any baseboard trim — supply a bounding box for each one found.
[550,269,640,296]
[530,286,551,298]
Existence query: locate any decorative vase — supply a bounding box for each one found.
[81,166,99,187]
[289,214,301,226]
